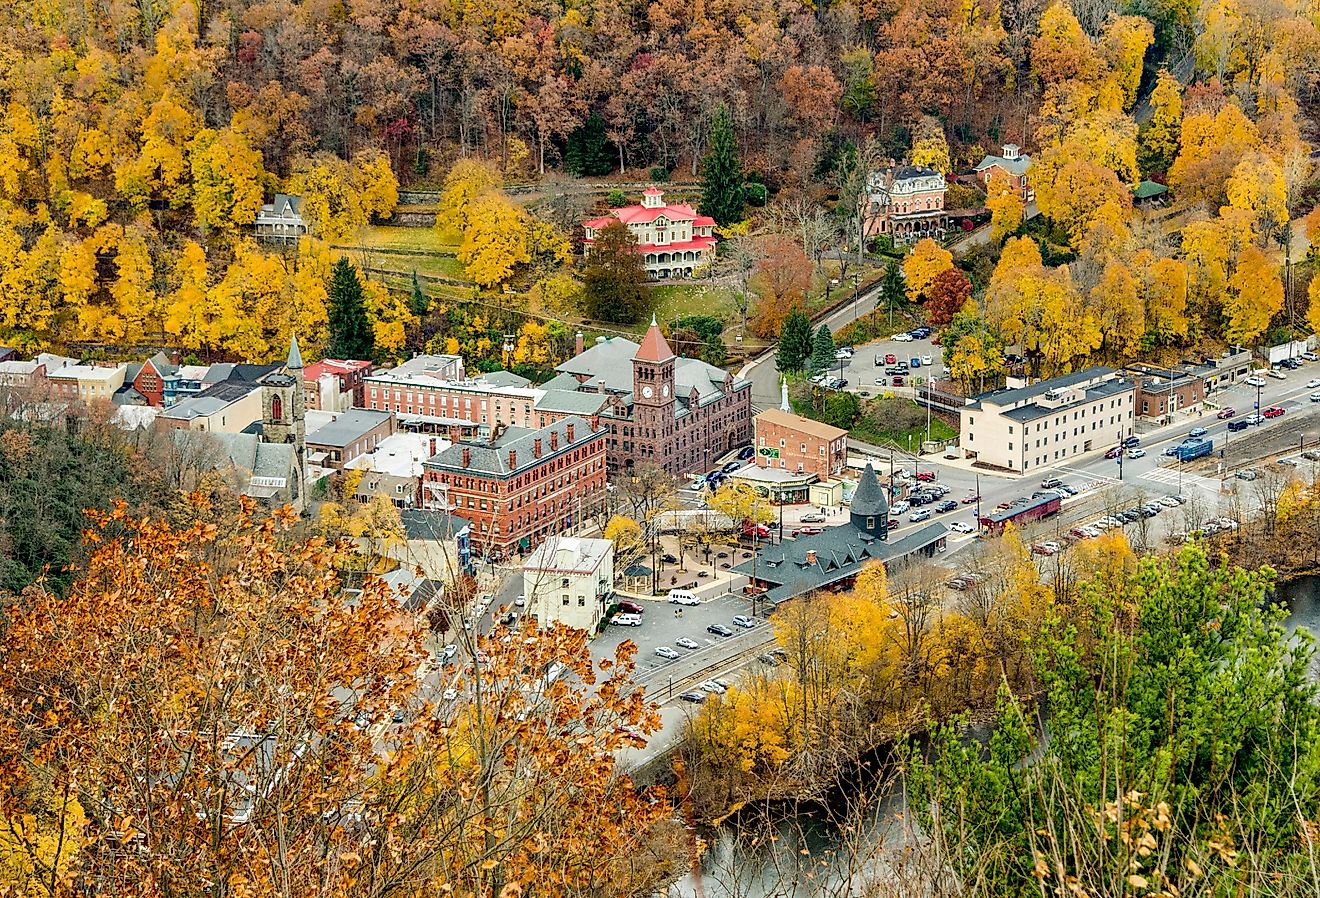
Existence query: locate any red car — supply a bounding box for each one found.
[792,526,823,536]
[892,375,904,386]
[961,493,980,504]
[1264,405,1285,418]
[1216,407,1236,419]
[887,518,900,528]
[1105,446,1124,459]
[915,471,936,482]
[617,600,644,614]
[884,353,896,364]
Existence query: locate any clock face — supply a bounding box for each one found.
[641,385,654,399]
[662,384,670,397]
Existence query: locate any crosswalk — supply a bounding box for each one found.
[1139,466,1223,494]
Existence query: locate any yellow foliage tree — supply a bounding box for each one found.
[1035,152,1133,247]
[1224,246,1282,344]
[1223,151,1288,237]
[362,278,415,361]
[457,191,531,290]
[1099,16,1155,110]
[1168,103,1261,206]
[189,126,266,238]
[437,158,502,237]
[903,237,954,302]
[1140,69,1182,172]
[911,127,951,173]
[986,170,1024,242]
[1032,3,1100,85]
[108,225,160,342]
[1138,254,1190,344]
[165,240,212,350]
[1088,259,1144,359]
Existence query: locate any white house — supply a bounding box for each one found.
[522,536,614,634]
[254,194,308,244]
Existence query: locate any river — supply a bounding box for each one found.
[666,576,1320,898]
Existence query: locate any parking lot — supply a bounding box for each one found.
[591,592,775,701]
[828,331,947,397]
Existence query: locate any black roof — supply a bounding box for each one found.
[850,463,888,517]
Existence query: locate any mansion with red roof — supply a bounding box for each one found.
[582,187,717,280]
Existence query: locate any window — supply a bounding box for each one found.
[578,597,586,607]
[867,517,875,529]
[271,395,283,420]
[562,595,570,606]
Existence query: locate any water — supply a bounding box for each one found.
[667,579,1320,898]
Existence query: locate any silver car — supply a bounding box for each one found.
[655,646,680,660]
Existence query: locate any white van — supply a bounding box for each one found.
[667,589,700,606]
[611,613,643,627]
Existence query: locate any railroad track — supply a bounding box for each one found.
[637,637,777,702]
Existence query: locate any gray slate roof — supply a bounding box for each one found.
[973,367,1117,407]
[554,337,747,416]
[479,370,531,388]
[306,409,393,448]
[974,153,1032,176]
[214,432,297,480]
[998,377,1133,423]
[849,463,888,517]
[425,416,600,477]
[537,372,582,392]
[732,521,948,604]
[400,508,470,541]
[534,390,610,416]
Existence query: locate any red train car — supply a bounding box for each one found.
[979,493,1062,535]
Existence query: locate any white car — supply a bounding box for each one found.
[514,594,526,607]
[667,590,701,606]
[892,333,914,342]
[442,643,458,660]
[1306,379,1320,389]
[1080,526,1101,538]
[1304,352,1319,362]
[655,646,681,660]
[1268,369,1287,380]
[675,636,700,650]
[1311,392,1320,402]
[442,688,459,702]
[921,354,933,366]
[1244,376,1266,387]
[1127,447,1146,458]
[949,521,974,533]
[891,501,910,515]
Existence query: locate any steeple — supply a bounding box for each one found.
[635,315,675,363]
[287,333,303,370]
[849,463,890,539]
[780,377,791,412]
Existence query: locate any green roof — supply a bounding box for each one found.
[1134,181,1169,199]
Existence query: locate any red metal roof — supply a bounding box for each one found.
[634,238,716,254]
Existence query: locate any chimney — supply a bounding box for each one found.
[429,437,437,457]
[462,446,471,466]
[590,414,600,432]
[508,448,517,468]
[575,332,584,356]
[550,430,559,451]
[534,438,542,458]
[596,378,607,394]
[806,549,818,565]
[566,422,575,443]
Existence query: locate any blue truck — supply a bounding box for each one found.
[1173,438,1213,462]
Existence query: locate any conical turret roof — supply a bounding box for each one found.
[850,462,888,518]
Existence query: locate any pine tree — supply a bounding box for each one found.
[326,257,375,359]
[810,323,836,373]
[776,307,813,373]
[699,105,744,227]
[581,220,649,324]
[566,113,614,177]
[882,260,904,311]
[410,270,429,317]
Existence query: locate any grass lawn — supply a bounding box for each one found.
[850,414,958,450]
[341,225,461,254]
[648,283,741,323]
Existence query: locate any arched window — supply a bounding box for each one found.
[271,395,283,421]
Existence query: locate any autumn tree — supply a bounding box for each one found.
[326,256,376,359]
[986,170,1025,243]
[1224,246,1283,344]
[457,191,532,290]
[581,220,648,324]
[926,267,972,327]
[188,126,265,238]
[903,238,955,302]
[699,105,744,227]
[910,119,951,173]
[749,234,811,338]
[1138,69,1182,174]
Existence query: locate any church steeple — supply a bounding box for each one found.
[287,333,303,370]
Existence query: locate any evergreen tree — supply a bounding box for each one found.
[566,112,614,177]
[581,220,649,324]
[776,307,813,373]
[410,270,429,317]
[810,323,836,373]
[881,259,904,313]
[699,105,744,227]
[326,256,375,359]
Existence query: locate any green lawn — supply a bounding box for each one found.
[648,283,741,322]
[850,415,957,450]
[341,225,461,254]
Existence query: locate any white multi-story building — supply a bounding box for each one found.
[582,187,717,280]
[522,536,614,634]
[254,194,308,244]
[959,367,1135,473]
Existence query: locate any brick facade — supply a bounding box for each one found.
[421,416,607,560]
[753,408,848,480]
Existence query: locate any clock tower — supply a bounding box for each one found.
[632,314,676,471]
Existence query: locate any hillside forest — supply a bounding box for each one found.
[0,0,1319,378]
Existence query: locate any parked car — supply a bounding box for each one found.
[935,500,959,513]
[1227,419,1250,432]
[1127,447,1146,458]
[662,552,679,563]
[442,643,458,660]
[910,509,932,522]
[722,460,743,474]
[1041,477,1064,489]
[800,512,826,523]
[732,615,757,628]
[961,493,980,504]
[792,526,823,536]
[738,445,755,460]
[757,653,781,665]
[611,613,642,627]
[675,636,700,650]
[1310,392,1320,402]
[891,501,910,515]
[1216,407,1237,419]
[1264,405,1285,418]
[915,470,936,482]
[921,354,933,366]
[655,646,681,660]
[1236,468,1258,481]
[667,589,700,606]
[1189,426,1208,437]
[1244,375,1266,387]
[1246,413,1265,425]
[1268,369,1288,380]
[950,521,975,533]
[1105,446,1124,459]
[1304,352,1319,362]
[892,333,914,342]
[885,353,897,364]
[679,692,706,703]
[892,375,905,386]
[707,623,735,637]
[618,600,644,614]
[887,518,900,528]
[1058,484,1079,496]
[698,680,727,694]
[910,357,922,368]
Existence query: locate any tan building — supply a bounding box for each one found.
[156,381,265,433]
[960,367,1135,473]
[46,363,127,403]
[363,357,542,439]
[754,407,848,481]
